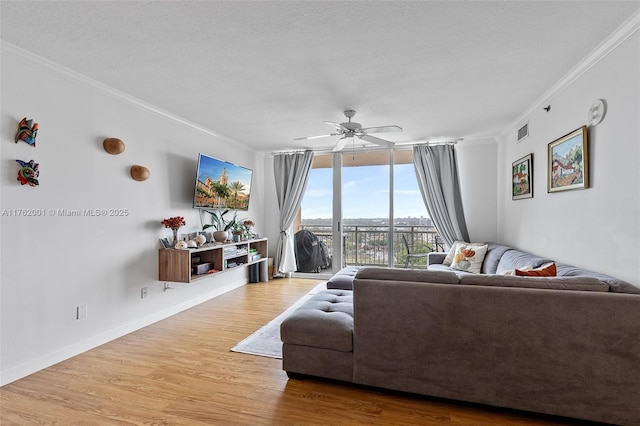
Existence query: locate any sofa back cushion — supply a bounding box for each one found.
[481,243,513,274]
[355,267,460,284]
[496,250,554,274]
[459,274,609,292]
[555,262,640,294]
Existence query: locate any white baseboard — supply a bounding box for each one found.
[0,279,246,386]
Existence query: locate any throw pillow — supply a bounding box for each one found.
[443,240,485,265]
[500,265,533,276]
[450,244,488,274]
[515,262,557,277]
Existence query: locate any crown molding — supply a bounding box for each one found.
[0,41,248,148]
[502,9,640,139]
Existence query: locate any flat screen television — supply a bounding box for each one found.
[193,153,253,211]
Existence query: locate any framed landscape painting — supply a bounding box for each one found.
[548,126,589,193]
[512,153,533,200]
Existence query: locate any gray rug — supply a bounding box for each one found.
[231,282,327,358]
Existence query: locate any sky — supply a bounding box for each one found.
[301,164,429,219]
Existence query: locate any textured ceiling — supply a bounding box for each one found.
[2,1,639,152]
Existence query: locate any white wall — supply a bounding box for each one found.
[0,45,266,385]
[456,139,498,244]
[496,28,639,284]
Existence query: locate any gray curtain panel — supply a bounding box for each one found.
[413,144,469,247]
[273,150,314,276]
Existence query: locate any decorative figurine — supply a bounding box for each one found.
[15,117,38,146]
[194,234,207,246]
[130,165,150,181]
[16,159,39,186]
[103,138,125,155]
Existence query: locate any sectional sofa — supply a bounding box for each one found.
[281,242,640,425]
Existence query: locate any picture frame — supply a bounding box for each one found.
[548,126,589,193]
[159,238,171,249]
[512,153,533,200]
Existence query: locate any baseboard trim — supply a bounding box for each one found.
[0,279,246,387]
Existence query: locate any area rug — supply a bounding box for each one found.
[231,282,327,359]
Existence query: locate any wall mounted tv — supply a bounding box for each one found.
[193,153,253,211]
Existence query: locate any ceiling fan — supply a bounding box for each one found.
[294,110,402,151]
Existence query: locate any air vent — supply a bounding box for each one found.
[517,123,529,142]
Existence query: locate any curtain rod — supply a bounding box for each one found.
[270,139,461,156]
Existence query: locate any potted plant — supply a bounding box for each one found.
[203,210,236,242]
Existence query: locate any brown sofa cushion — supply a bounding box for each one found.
[355,267,460,284]
[459,274,609,292]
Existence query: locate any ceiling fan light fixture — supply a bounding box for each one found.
[297,110,402,151]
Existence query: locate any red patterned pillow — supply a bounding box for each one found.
[515,263,557,277]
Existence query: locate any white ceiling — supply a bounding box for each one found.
[1,1,639,153]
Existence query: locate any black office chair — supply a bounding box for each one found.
[402,234,431,268]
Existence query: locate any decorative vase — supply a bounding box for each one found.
[213,230,229,243]
[172,228,179,246]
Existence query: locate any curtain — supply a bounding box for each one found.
[273,150,314,276]
[413,144,469,247]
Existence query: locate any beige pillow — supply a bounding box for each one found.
[450,244,489,274]
[443,240,485,265]
[501,265,533,276]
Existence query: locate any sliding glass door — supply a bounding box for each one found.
[341,151,391,268]
[298,149,433,274]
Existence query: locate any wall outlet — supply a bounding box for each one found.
[141,287,148,299]
[76,304,87,320]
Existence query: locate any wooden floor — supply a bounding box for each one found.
[0,278,594,425]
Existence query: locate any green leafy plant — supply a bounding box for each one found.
[203,209,236,232]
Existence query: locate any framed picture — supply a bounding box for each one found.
[548,126,589,193]
[159,238,171,249]
[512,153,533,200]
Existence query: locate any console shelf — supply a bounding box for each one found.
[159,238,268,283]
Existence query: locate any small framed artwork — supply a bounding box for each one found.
[548,126,589,193]
[512,153,533,200]
[160,238,171,249]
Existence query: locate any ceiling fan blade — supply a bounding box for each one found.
[359,125,403,134]
[293,133,338,141]
[359,134,395,148]
[324,121,348,132]
[332,137,350,152]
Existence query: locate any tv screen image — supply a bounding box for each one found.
[193,153,253,211]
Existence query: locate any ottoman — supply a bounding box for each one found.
[280,289,354,381]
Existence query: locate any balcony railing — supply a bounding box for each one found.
[299,224,444,269]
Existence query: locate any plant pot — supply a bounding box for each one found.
[213,231,230,242]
